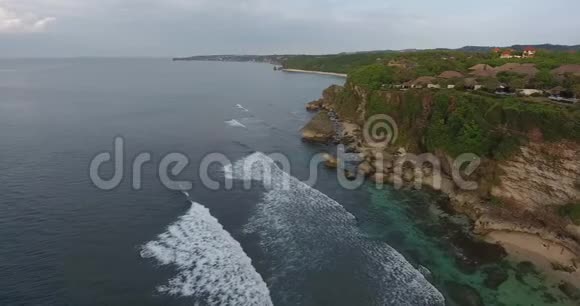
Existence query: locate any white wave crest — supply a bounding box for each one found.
[140,201,273,305]
[225,119,247,128]
[226,152,445,305]
[236,104,250,112]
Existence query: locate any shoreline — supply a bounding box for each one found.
[282,69,348,78]
[300,87,580,295]
[485,230,580,288]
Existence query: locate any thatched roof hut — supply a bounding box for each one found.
[438,71,464,79]
[551,64,580,76]
[469,64,494,71]
[495,63,521,72]
[411,76,438,86]
[495,63,538,76]
[470,69,498,78]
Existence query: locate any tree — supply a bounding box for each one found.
[562,73,580,91]
[349,64,395,90]
[529,69,556,89]
[481,78,500,91]
[392,67,416,83]
[573,84,580,98]
[509,78,526,90]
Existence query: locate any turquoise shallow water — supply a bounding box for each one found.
[362,186,577,305]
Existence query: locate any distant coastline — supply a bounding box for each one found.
[282,69,347,78]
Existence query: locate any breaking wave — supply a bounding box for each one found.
[225,152,445,305]
[236,104,250,112]
[140,200,273,305]
[225,119,247,128]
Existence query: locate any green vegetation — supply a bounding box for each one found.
[363,88,580,159]
[283,53,388,74]
[489,196,504,206]
[426,92,494,157]
[332,87,360,122]
[293,49,580,159]
[558,203,580,225]
[426,92,579,157]
[366,91,393,117]
[284,49,580,93]
[528,69,557,89]
[349,64,395,90]
[284,49,580,75]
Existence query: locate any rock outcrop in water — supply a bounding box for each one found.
[303,81,580,281]
[300,111,336,143]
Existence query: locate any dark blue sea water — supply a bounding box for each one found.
[0,59,574,306]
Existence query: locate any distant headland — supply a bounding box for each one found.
[172,44,580,64]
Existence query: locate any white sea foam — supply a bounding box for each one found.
[225,119,247,128]
[236,104,250,112]
[141,200,273,305]
[226,152,445,305]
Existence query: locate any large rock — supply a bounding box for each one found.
[306,100,323,111]
[357,161,374,177]
[301,111,336,143]
[371,173,387,184]
[345,170,357,180]
[322,153,338,168]
[340,122,361,145]
[372,155,394,174]
[403,168,415,182]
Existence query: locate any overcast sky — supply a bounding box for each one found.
[0,0,579,57]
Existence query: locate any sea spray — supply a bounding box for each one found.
[226,152,445,305]
[225,119,247,128]
[236,104,250,112]
[141,200,273,305]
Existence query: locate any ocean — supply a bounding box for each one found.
[0,59,574,305]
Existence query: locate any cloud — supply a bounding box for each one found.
[0,4,55,33]
[0,0,579,56]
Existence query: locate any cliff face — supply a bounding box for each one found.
[492,141,580,208]
[312,84,579,207]
[304,82,580,263]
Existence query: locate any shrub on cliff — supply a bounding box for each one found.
[349,64,395,90]
[558,203,580,225]
[333,88,360,122]
[426,92,580,158]
[425,93,495,157]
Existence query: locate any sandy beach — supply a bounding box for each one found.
[485,231,580,287]
[282,69,348,78]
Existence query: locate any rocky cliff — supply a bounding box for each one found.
[492,141,580,208]
[302,82,580,273]
[300,111,336,143]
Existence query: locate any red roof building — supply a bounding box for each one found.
[523,46,536,58]
[500,50,513,59]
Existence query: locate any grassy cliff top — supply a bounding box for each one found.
[329,83,579,158]
[284,49,580,75]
